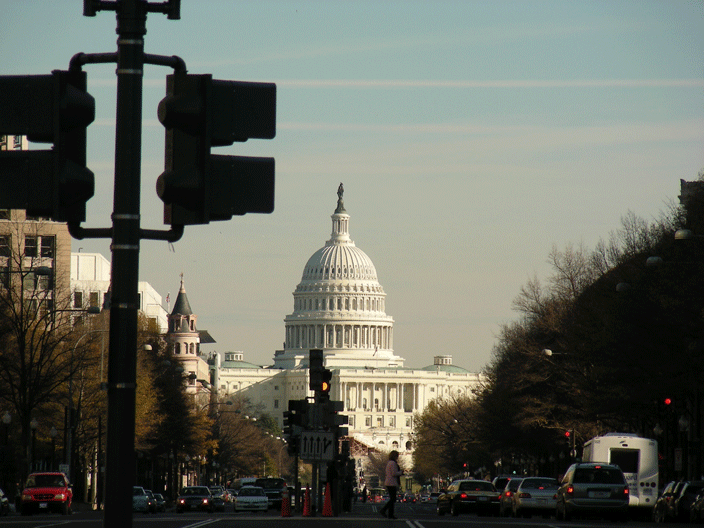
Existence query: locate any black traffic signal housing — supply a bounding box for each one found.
[0,70,95,222]
[156,72,276,226]
[322,399,348,437]
[309,349,323,392]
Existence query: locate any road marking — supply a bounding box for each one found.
[406,521,425,528]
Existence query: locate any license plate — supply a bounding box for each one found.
[538,498,547,504]
[39,502,48,509]
[477,496,488,501]
[589,491,609,498]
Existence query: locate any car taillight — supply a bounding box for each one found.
[566,486,574,496]
[518,492,531,498]
[178,498,185,504]
[459,492,468,499]
[623,487,629,496]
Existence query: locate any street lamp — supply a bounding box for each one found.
[50,426,58,471]
[67,328,108,484]
[29,418,38,473]
[2,412,10,445]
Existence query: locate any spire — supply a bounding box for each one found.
[330,183,351,244]
[171,273,193,316]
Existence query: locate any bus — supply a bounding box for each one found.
[582,433,658,513]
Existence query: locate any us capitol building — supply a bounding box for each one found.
[166,185,483,462]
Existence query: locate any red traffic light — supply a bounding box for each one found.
[564,431,571,437]
[664,398,672,406]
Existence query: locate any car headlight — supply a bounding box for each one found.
[21,494,32,501]
[55,493,66,500]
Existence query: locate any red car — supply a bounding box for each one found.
[21,472,73,515]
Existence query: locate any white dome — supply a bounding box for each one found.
[302,243,377,283]
[275,187,402,369]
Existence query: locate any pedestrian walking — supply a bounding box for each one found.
[379,450,403,519]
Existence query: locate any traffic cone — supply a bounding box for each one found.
[302,486,311,517]
[281,486,291,517]
[322,482,333,517]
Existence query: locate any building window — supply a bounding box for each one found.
[274,400,279,409]
[187,372,196,385]
[406,417,412,428]
[348,416,355,428]
[274,385,279,391]
[24,236,38,258]
[389,416,395,427]
[89,291,99,309]
[0,235,10,257]
[365,416,371,427]
[0,267,8,289]
[376,417,383,427]
[0,210,9,220]
[74,291,83,309]
[40,236,54,258]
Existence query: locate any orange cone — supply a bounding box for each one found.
[302,486,311,516]
[322,482,333,517]
[281,486,291,517]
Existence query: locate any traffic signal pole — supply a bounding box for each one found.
[103,2,146,526]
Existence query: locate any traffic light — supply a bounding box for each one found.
[309,349,323,391]
[156,72,276,226]
[322,399,348,436]
[0,70,95,222]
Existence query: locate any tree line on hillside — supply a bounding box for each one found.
[413,173,704,485]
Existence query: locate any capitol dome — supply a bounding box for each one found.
[274,185,403,369]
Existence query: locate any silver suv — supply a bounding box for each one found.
[556,462,629,521]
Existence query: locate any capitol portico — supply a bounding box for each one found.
[167,185,482,464]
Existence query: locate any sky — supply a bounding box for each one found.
[3,1,703,372]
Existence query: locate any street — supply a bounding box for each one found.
[0,500,664,528]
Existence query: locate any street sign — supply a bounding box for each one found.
[300,431,335,462]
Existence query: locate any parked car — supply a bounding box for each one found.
[499,477,523,517]
[0,488,9,516]
[133,486,150,513]
[176,486,214,513]
[555,462,629,521]
[254,478,287,510]
[234,485,268,513]
[20,472,73,515]
[512,477,559,518]
[153,493,166,512]
[143,489,157,513]
[436,479,500,516]
[652,480,681,523]
[670,481,704,522]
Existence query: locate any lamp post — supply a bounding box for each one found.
[2,412,10,445]
[29,418,38,473]
[67,328,107,484]
[50,426,58,471]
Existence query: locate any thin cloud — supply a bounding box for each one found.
[279,79,704,89]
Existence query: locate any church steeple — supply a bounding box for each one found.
[171,273,193,316]
[167,274,199,350]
